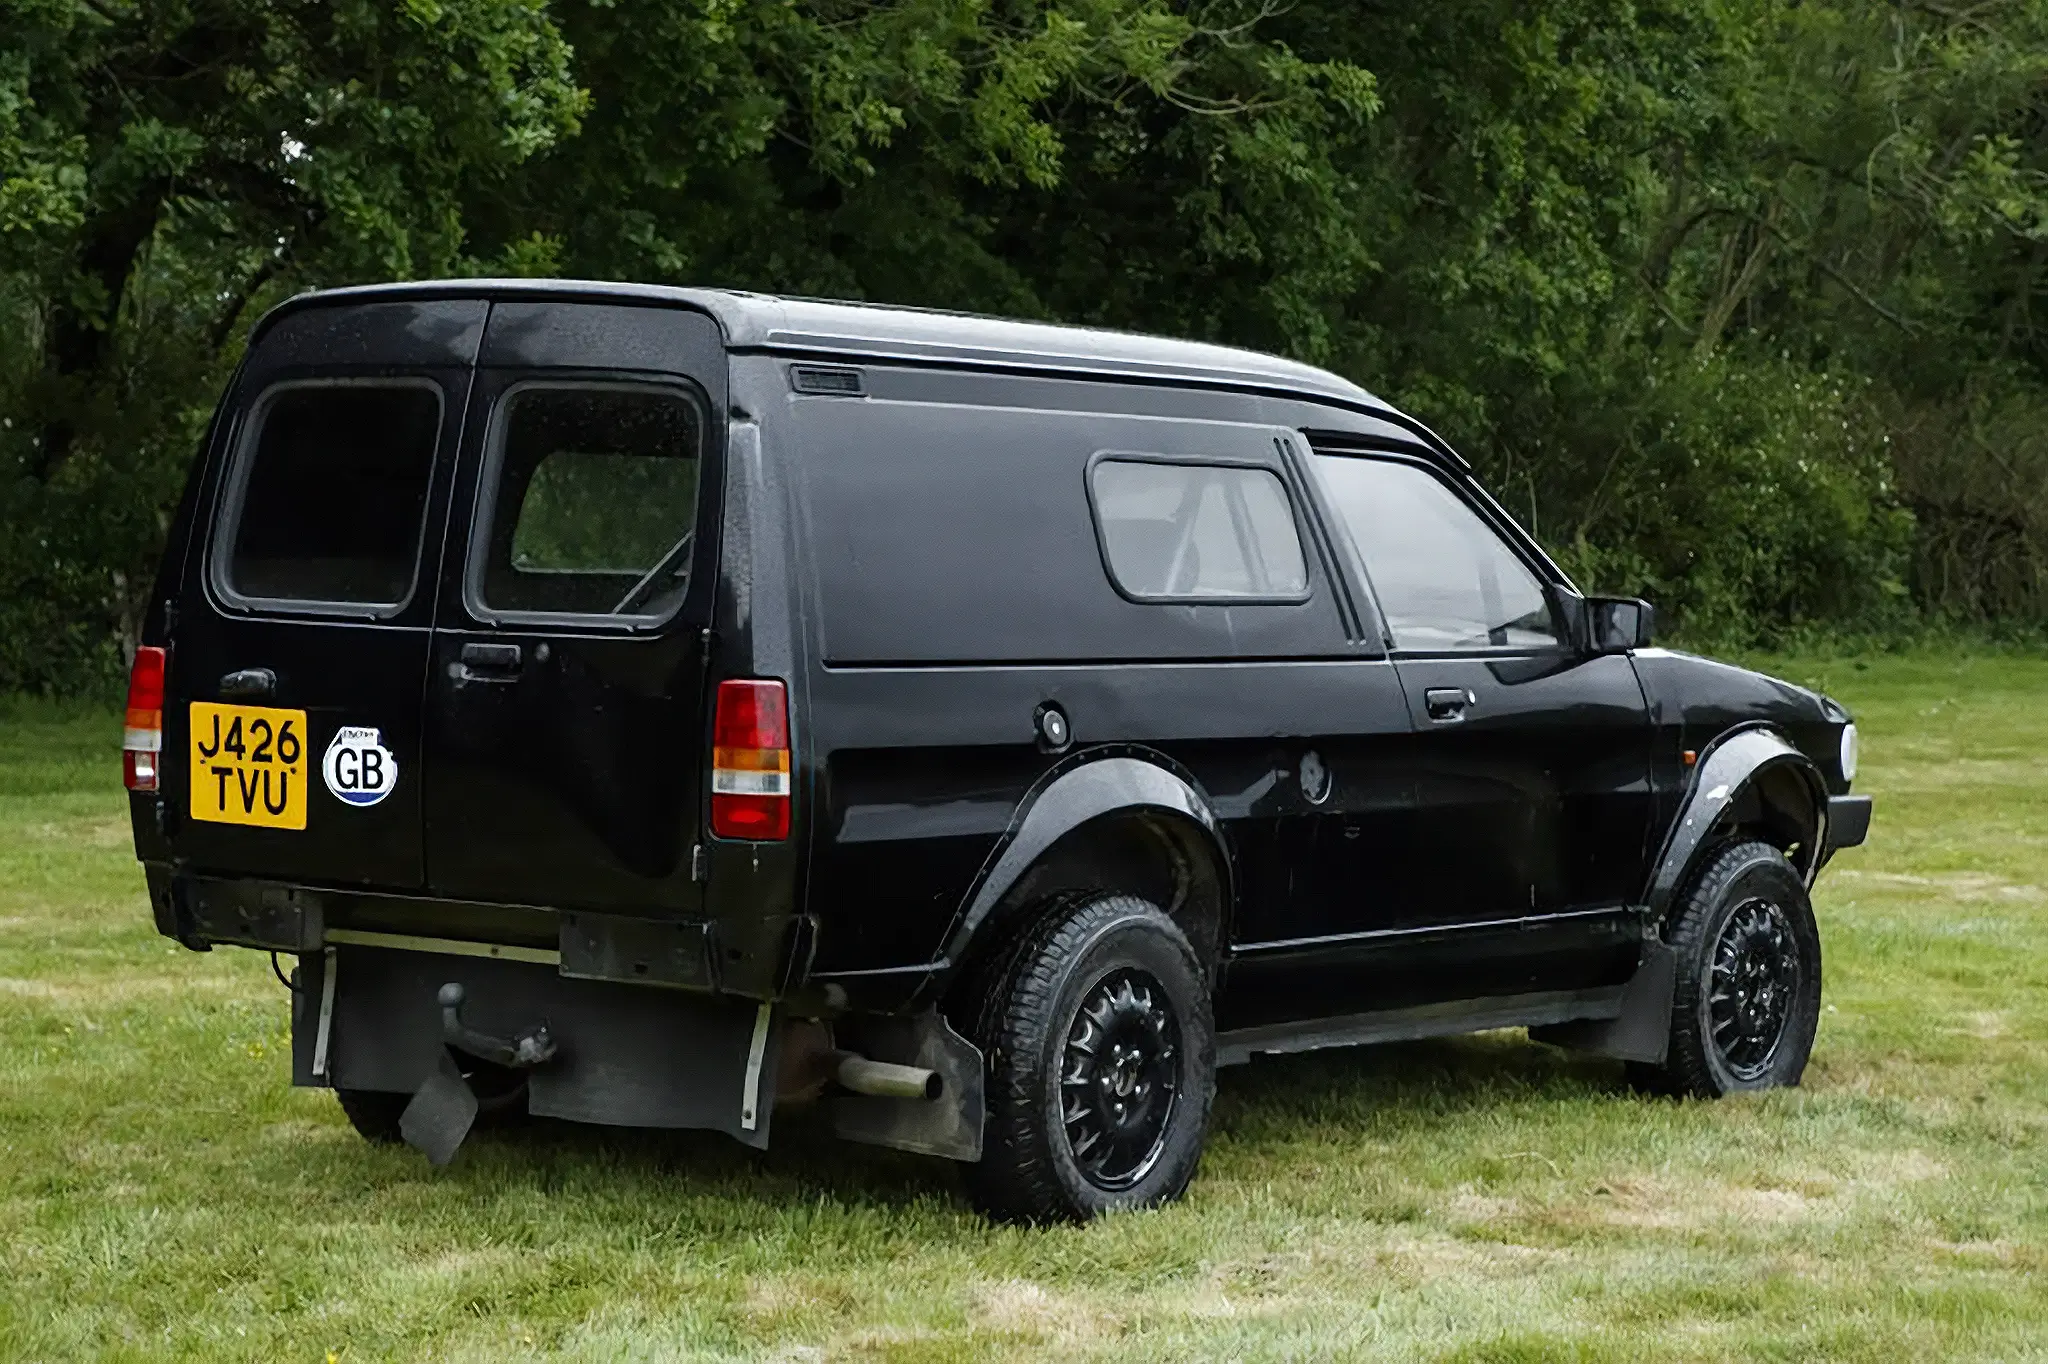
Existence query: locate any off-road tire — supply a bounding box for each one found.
[335,1087,409,1143]
[334,1059,529,1145]
[962,893,1215,1224]
[1629,839,1823,1099]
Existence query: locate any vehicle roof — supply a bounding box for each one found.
[279,278,1420,435]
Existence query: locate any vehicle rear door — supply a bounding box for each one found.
[420,302,726,915]
[1310,452,1655,939]
[162,299,483,890]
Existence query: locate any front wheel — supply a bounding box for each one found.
[962,893,1215,1224]
[1631,839,1823,1098]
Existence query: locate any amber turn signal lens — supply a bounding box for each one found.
[711,679,791,840]
[123,645,167,792]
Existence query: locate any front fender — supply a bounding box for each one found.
[1644,724,1829,921]
[934,749,1229,972]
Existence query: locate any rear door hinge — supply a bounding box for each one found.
[691,843,708,883]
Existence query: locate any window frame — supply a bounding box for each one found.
[461,375,712,631]
[1083,449,1316,607]
[207,376,446,621]
[1307,448,1570,657]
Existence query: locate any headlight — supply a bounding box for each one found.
[1839,723,1858,785]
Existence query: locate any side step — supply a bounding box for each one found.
[1215,985,1629,1068]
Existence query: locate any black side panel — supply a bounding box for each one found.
[806,659,1408,983]
[791,398,1345,664]
[788,381,1369,989]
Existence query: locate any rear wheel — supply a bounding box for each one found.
[335,1088,408,1143]
[332,1057,529,1144]
[1631,840,1822,1098]
[963,893,1215,1224]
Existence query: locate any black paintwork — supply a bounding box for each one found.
[133,281,1870,1125]
[419,304,728,917]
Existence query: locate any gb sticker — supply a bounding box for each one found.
[323,726,398,808]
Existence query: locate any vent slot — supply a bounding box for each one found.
[789,365,866,397]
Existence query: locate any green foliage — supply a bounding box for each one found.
[0,0,585,691]
[2,0,2046,689]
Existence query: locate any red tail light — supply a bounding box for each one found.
[711,679,790,840]
[123,645,167,792]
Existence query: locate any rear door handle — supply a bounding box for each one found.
[1424,687,1475,722]
[458,642,522,676]
[218,667,276,700]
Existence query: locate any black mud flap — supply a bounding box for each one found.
[831,1011,984,1162]
[400,1053,481,1167]
[1530,941,1677,1065]
[295,946,782,1161]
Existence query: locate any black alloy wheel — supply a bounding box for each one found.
[1631,839,1824,1099]
[963,892,1215,1224]
[1708,897,1803,1079]
[1060,969,1182,1190]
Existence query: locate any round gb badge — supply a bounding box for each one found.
[322,726,398,807]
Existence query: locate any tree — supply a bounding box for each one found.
[4,1,2045,691]
[0,0,584,684]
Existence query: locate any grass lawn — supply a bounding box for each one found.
[1,654,2044,1362]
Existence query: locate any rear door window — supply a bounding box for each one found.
[1314,455,1560,651]
[1089,458,1309,601]
[467,382,703,622]
[215,381,442,610]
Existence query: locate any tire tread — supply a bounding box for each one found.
[1638,838,1820,1099]
[961,893,1212,1224]
[334,1087,408,1143]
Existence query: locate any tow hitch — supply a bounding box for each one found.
[399,982,558,1165]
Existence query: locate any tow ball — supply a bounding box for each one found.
[437,981,557,1070]
[398,981,557,1166]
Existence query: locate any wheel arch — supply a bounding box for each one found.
[1645,723,1828,925]
[928,751,1232,1003]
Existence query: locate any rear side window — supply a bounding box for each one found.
[471,383,703,621]
[1314,454,1560,651]
[1089,458,1308,601]
[219,382,442,609]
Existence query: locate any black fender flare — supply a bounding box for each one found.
[1644,723,1830,923]
[929,748,1231,984]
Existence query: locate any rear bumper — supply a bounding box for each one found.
[1825,794,1873,852]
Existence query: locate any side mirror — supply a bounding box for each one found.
[1586,596,1655,653]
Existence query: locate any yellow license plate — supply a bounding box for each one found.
[189,702,310,829]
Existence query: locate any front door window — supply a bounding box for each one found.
[1313,455,1558,651]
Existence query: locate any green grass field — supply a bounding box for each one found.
[2,655,2044,1362]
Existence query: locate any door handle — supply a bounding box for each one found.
[456,642,522,680]
[1425,687,1475,722]
[218,667,276,700]
[458,647,520,671]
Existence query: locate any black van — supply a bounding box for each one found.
[126,281,1871,1223]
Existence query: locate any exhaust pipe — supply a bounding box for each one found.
[835,1052,943,1101]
